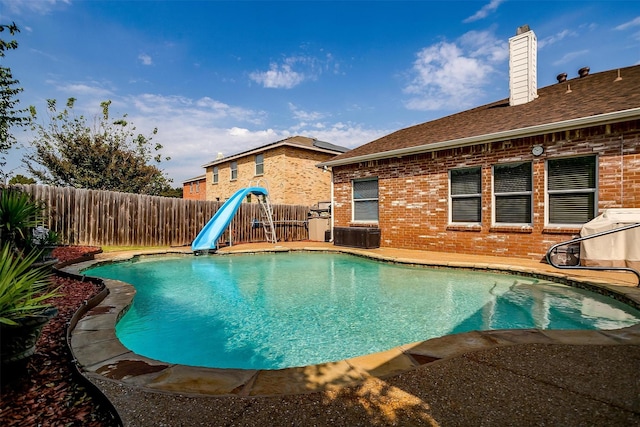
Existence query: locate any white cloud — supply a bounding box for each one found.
[611,17,640,42]
[19,89,272,183]
[463,0,505,23]
[159,118,385,182]
[615,16,640,31]
[124,94,265,125]
[250,63,306,89]
[138,53,153,66]
[459,30,509,62]
[538,29,574,50]
[52,81,114,98]
[29,48,59,62]
[109,93,385,183]
[283,103,387,150]
[15,78,383,184]
[291,123,388,150]
[288,103,327,121]
[403,30,507,111]
[249,53,337,89]
[121,104,273,182]
[552,50,589,66]
[0,0,70,15]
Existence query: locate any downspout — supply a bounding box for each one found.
[620,135,624,207]
[330,168,334,243]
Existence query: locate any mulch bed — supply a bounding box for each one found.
[1,247,120,427]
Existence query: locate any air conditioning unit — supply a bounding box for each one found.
[333,227,380,249]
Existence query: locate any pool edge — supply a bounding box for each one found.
[63,244,640,397]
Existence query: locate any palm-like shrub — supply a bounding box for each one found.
[0,243,59,326]
[0,187,43,253]
[0,188,60,367]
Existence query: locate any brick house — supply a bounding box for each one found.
[202,136,348,206]
[320,27,640,260]
[182,175,207,200]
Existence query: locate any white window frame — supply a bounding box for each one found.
[352,178,379,223]
[230,161,238,181]
[545,155,598,227]
[255,154,264,176]
[492,161,533,226]
[449,167,482,225]
[212,166,218,184]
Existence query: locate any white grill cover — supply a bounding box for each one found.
[580,209,640,270]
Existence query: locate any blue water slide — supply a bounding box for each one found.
[191,187,268,252]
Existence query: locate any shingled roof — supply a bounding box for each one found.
[322,65,640,167]
[202,135,349,168]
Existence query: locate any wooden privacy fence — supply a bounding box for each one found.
[11,185,310,247]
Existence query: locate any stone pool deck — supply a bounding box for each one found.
[63,242,640,426]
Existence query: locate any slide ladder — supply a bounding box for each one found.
[250,178,277,244]
[258,193,277,244]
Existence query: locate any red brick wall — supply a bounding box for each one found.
[182,178,207,200]
[332,120,640,260]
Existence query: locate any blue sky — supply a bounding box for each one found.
[2,0,640,185]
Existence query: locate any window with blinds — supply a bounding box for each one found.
[353,179,379,222]
[547,156,597,225]
[212,166,218,184]
[494,162,532,224]
[230,161,238,181]
[450,167,482,223]
[255,154,264,175]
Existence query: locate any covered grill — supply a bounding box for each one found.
[580,209,640,271]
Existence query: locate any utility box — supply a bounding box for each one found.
[333,227,380,249]
[308,217,331,242]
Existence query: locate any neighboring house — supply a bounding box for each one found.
[320,26,640,260]
[182,175,207,200]
[202,136,349,206]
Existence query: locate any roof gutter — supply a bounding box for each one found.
[319,108,640,168]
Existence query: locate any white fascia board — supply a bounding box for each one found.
[319,108,640,168]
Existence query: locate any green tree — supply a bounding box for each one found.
[159,186,183,198]
[24,98,172,195]
[8,174,35,185]
[0,22,30,169]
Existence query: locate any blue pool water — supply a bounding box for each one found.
[84,252,640,370]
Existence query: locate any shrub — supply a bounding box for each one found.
[0,243,59,326]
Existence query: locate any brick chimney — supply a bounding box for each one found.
[509,25,537,106]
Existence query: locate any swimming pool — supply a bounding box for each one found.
[84,252,640,370]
